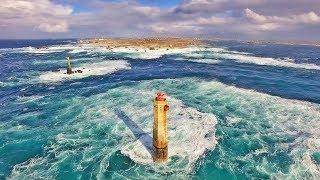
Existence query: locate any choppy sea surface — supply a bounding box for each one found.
[0,39,319,179]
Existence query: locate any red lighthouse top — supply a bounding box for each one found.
[156,93,166,101]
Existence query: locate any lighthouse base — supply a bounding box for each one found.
[67,67,73,74]
[153,146,168,163]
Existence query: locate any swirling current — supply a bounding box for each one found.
[0,39,319,179]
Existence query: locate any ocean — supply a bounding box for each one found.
[0,39,319,179]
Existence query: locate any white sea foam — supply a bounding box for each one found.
[0,44,96,55]
[109,46,320,71]
[173,57,222,64]
[221,53,320,70]
[71,45,213,59]
[9,80,218,179]
[8,77,320,179]
[38,60,131,82]
[33,57,100,65]
[120,96,217,167]
[0,46,67,54]
[123,47,225,59]
[193,79,320,179]
[165,47,320,71]
[6,42,315,73]
[0,80,20,87]
[20,47,66,54]
[16,95,45,104]
[189,59,222,64]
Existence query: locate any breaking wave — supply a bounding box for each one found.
[219,53,320,70]
[9,80,218,179]
[9,43,318,71]
[38,60,131,83]
[177,49,320,70]
[8,77,320,179]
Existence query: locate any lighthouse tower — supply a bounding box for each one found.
[67,57,73,74]
[153,93,169,162]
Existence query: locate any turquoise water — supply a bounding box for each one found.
[0,40,319,179]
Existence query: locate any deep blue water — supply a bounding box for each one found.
[0,39,75,49]
[0,40,319,179]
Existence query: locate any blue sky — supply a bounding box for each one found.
[52,0,182,13]
[0,0,320,40]
[135,0,181,7]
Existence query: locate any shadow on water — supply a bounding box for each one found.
[114,109,154,156]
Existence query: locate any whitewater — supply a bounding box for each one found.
[0,40,319,179]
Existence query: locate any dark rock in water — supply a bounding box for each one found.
[67,67,73,74]
[149,47,155,50]
[77,69,83,73]
[167,48,169,50]
[52,69,60,72]
[35,46,48,49]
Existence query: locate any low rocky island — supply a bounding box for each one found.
[79,38,203,49]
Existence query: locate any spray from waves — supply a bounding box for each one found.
[5,77,320,179]
[20,47,66,54]
[219,53,320,70]
[0,44,97,55]
[178,49,320,70]
[147,78,320,179]
[33,57,103,65]
[0,46,68,55]
[78,44,320,71]
[67,44,204,59]
[173,58,222,64]
[38,60,131,83]
[116,47,227,60]
[9,82,218,179]
[55,43,226,60]
[19,44,103,54]
[2,43,320,71]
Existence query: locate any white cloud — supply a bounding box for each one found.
[244,8,267,23]
[148,22,201,34]
[67,0,320,40]
[245,8,320,25]
[38,21,69,33]
[0,0,320,40]
[198,16,232,25]
[294,12,320,24]
[256,23,280,31]
[0,0,72,35]
[132,6,161,16]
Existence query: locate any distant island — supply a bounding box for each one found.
[78,38,320,49]
[79,38,203,49]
